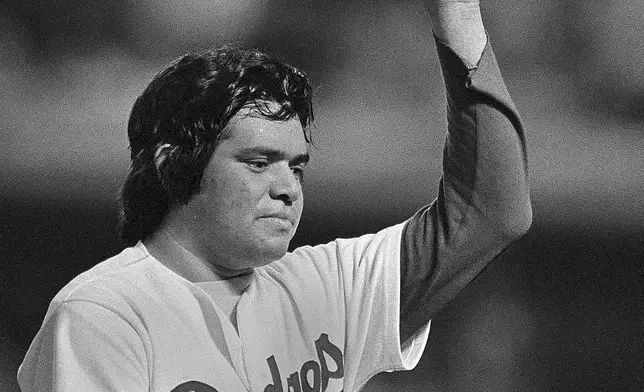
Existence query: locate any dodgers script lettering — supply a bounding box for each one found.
[264,333,344,392]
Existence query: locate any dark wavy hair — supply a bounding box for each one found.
[118,44,314,246]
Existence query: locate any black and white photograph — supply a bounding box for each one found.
[1,1,642,391]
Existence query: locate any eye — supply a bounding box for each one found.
[246,160,269,171]
[291,165,305,182]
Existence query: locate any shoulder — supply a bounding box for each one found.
[54,243,149,300]
[50,243,195,319]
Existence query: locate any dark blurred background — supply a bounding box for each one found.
[1,1,643,391]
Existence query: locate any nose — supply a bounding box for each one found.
[269,163,302,204]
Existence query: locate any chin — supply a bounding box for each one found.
[252,243,290,266]
[240,230,293,267]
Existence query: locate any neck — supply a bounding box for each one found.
[143,227,254,282]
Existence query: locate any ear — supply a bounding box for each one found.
[151,142,202,204]
[153,143,173,179]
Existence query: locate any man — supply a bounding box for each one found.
[18,0,532,391]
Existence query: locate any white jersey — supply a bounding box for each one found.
[18,221,429,392]
[18,37,532,392]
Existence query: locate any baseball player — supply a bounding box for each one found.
[17,0,532,391]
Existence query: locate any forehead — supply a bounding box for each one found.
[219,108,308,155]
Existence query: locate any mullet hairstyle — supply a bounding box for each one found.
[118,44,314,246]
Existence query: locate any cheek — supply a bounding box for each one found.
[228,183,254,212]
[214,174,261,219]
[197,165,271,230]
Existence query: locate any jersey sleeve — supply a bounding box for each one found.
[17,300,148,392]
[328,223,430,392]
[399,36,532,342]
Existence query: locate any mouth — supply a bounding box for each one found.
[261,213,293,223]
[259,213,294,229]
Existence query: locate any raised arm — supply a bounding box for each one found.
[399,0,533,343]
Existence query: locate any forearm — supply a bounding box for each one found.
[423,1,531,233]
[439,38,531,236]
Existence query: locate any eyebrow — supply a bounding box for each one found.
[235,147,310,165]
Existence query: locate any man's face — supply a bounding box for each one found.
[183,106,308,271]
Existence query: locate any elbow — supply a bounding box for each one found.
[493,199,533,242]
[511,204,533,239]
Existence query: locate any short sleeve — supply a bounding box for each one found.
[334,222,430,391]
[18,300,148,392]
